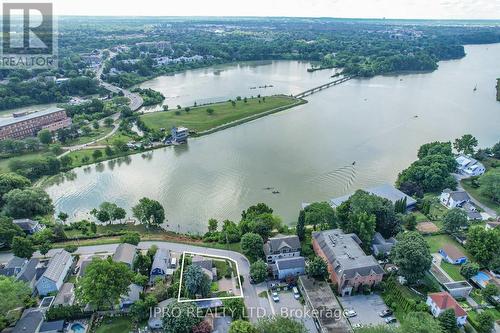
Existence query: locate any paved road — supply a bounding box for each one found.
[0,241,271,322]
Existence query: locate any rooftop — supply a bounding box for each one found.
[440,244,466,261]
[41,250,71,283]
[0,107,65,127]
[443,189,470,202]
[276,256,305,271]
[151,248,170,272]
[113,243,137,265]
[12,309,43,333]
[264,234,301,255]
[330,184,416,208]
[428,292,467,317]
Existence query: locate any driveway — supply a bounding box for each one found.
[454,174,497,218]
[339,294,389,327]
[0,241,269,323]
[271,291,318,333]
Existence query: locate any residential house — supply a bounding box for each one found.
[440,189,471,209]
[329,184,417,211]
[13,219,44,235]
[171,126,189,143]
[192,256,217,281]
[53,282,75,306]
[312,229,384,296]
[18,258,41,292]
[36,250,73,296]
[150,249,171,282]
[120,283,143,309]
[0,256,27,277]
[485,221,500,230]
[12,309,44,333]
[112,243,137,268]
[456,154,486,177]
[443,281,473,298]
[439,244,467,265]
[273,257,305,280]
[371,232,397,257]
[39,320,65,333]
[426,292,467,326]
[463,202,482,221]
[263,235,301,264]
[148,298,173,329]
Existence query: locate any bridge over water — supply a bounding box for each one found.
[294,76,353,99]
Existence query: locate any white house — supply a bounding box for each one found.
[263,235,301,264]
[426,292,467,326]
[440,189,471,209]
[36,250,73,296]
[456,155,485,177]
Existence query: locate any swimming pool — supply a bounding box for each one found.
[472,271,490,288]
[70,323,86,333]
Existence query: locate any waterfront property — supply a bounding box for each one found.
[456,154,486,177]
[264,234,301,264]
[13,219,44,235]
[36,250,73,296]
[0,107,71,140]
[171,126,189,143]
[150,248,172,282]
[112,243,137,268]
[312,229,384,296]
[440,189,471,209]
[330,184,417,211]
[426,292,467,326]
[439,244,467,265]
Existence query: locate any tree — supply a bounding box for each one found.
[442,208,468,234]
[418,141,453,159]
[229,320,256,333]
[481,283,499,300]
[475,312,494,333]
[460,262,479,280]
[296,209,306,241]
[76,257,134,309]
[219,220,241,243]
[438,309,457,333]
[133,252,152,276]
[0,172,31,204]
[208,218,218,232]
[479,170,500,203]
[0,217,24,247]
[50,143,63,155]
[342,212,376,251]
[60,155,72,168]
[130,294,157,323]
[192,321,212,333]
[223,297,246,320]
[104,117,114,128]
[37,129,52,144]
[58,212,69,222]
[206,108,215,115]
[400,312,443,333]
[92,149,103,160]
[12,236,35,259]
[2,188,53,218]
[132,197,165,227]
[39,241,52,256]
[306,257,328,280]
[163,301,202,333]
[404,214,417,231]
[0,276,31,316]
[466,226,500,267]
[391,232,432,284]
[453,134,478,155]
[303,202,337,229]
[241,203,273,220]
[492,140,500,159]
[92,120,100,130]
[255,316,307,333]
[184,265,211,298]
[120,232,141,245]
[241,233,264,262]
[250,259,268,283]
[239,213,281,240]
[104,145,114,157]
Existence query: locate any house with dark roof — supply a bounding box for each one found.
[120,283,143,309]
[426,292,467,326]
[36,250,73,296]
[439,244,467,265]
[12,309,43,333]
[371,232,397,257]
[39,320,65,333]
[312,229,384,296]
[273,257,305,280]
[18,258,40,291]
[0,256,26,277]
[150,249,171,282]
[191,256,217,281]
[263,235,301,264]
[112,243,137,268]
[12,219,44,235]
[440,189,471,209]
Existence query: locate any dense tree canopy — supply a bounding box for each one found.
[0,173,31,205]
[162,301,202,333]
[466,226,500,267]
[2,187,54,218]
[303,202,337,230]
[453,134,478,155]
[391,232,432,284]
[0,217,24,248]
[132,197,165,227]
[0,276,31,316]
[184,265,211,298]
[442,208,468,234]
[241,233,264,262]
[255,316,307,333]
[250,259,268,284]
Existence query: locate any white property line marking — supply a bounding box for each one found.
[177,251,244,303]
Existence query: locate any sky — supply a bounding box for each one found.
[47,0,500,20]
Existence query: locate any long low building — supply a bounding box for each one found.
[0,107,72,140]
[329,184,417,210]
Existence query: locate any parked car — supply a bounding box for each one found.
[272,292,280,302]
[379,309,393,317]
[384,316,397,324]
[344,310,357,318]
[292,287,300,300]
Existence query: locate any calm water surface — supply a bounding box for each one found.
[45,44,500,233]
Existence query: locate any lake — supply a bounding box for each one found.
[45,44,500,233]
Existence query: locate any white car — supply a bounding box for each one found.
[344,310,357,318]
[272,292,280,302]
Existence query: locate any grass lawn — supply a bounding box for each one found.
[440,261,464,281]
[424,234,470,257]
[63,126,114,146]
[95,317,133,333]
[140,95,303,133]
[412,211,430,223]
[0,151,48,173]
[461,177,500,215]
